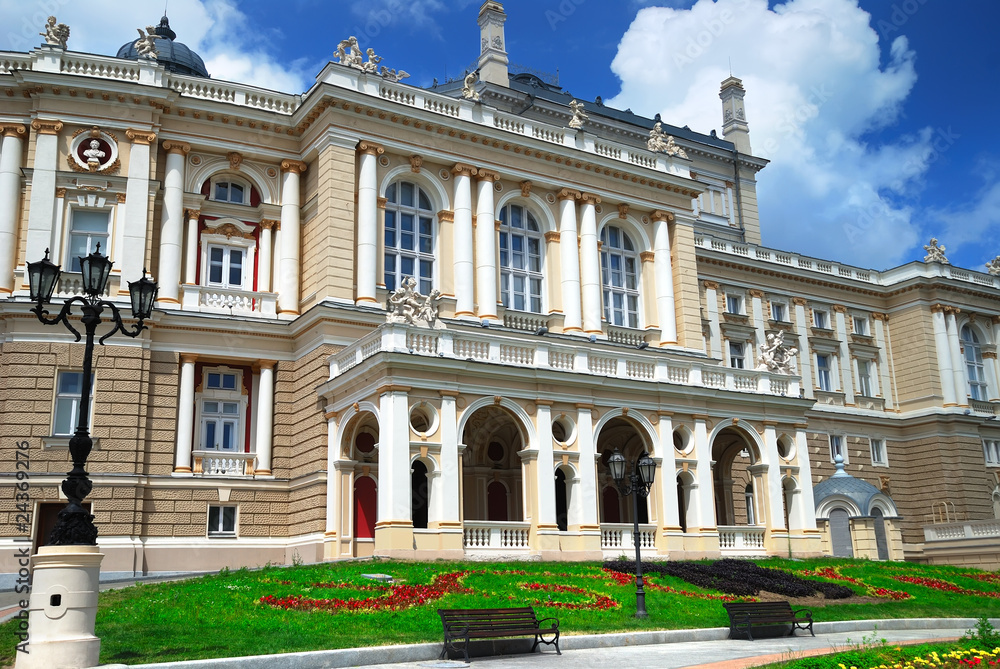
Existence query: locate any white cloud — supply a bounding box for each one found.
[934,173,1000,272]
[608,0,933,269]
[0,0,311,93]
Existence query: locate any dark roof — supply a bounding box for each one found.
[813,455,887,516]
[116,15,209,78]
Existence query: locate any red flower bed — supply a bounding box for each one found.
[520,583,618,610]
[601,568,752,602]
[894,575,1000,598]
[970,573,1000,586]
[798,567,910,600]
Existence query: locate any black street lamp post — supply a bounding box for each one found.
[27,245,157,546]
[607,448,656,618]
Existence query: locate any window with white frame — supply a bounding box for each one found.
[771,302,787,322]
[829,434,846,463]
[729,341,746,369]
[816,354,833,391]
[499,203,543,313]
[384,181,434,295]
[813,308,829,329]
[206,245,245,289]
[985,440,1000,467]
[961,325,989,401]
[744,482,756,525]
[211,180,247,205]
[726,293,744,315]
[853,316,869,336]
[199,220,256,292]
[66,210,111,271]
[207,505,237,536]
[857,359,874,396]
[52,371,94,436]
[197,368,245,452]
[870,438,888,466]
[600,225,640,328]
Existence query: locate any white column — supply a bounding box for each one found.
[693,417,715,530]
[377,388,411,525]
[50,188,66,267]
[356,142,382,304]
[0,124,26,294]
[931,306,957,405]
[174,354,197,474]
[704,281,723,359]
[657,412,680,529]
[452,165,476,317]
[794,299,813,400]
[833,306,854,402]
[558,190,583,332]
[254,361,275,475]
[652,211,677,344]
[576,404,599,528]
[325,413,339,536]
[534,402,556,528]
[278,160,306,316]
[872,313,892,408]
[475,170,499,319]
[439,392,461,525]
[271,226,282,296]
[793,428,818,530]
[183,209,200,284]
[762,424,785,531]
[257,220,275,292]
[25,120,62,266]
[750,290,767,358]
[579,193,602,334]
[120,129,155,289]
[157,142,189,303]
[946,309,967,405]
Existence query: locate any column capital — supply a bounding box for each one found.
[651,209,674,223]
[377,196,388,209]
[477,168,500,182]
[256,359,277,370]
[162,140,191,155]
[179,353,199,364]
[55,188,67,198]
[437,209,454,222]
[703,280,719,290]
[544,231,560,243]
[832,304,849,313]
[872,312,888,321]
[792,297,808,306]
[0,123,27,138]
[125,128,157,144]
[748,289,765,299]
[280,159,307,174]
[534,399,554,406]
[945,306,962,316]
[116,192,128,203]
[439,389,461,398]
[259,218,280,231]
[494,219,502,230]
[579,192,601,205]
[930,303,946,314]
[557,187,582,201]
[184,207,201,220]
[357,140,385,156]
[992,315,1000,325]
[377,383,412,395]
[657,409,674,417]
[639,251,655,263]
[31,119,63,135]
[451,162,477,176]
[983,351,998,360]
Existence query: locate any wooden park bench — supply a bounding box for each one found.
[438,607,560,662]
[722,601,814,641]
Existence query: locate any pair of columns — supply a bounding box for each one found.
[157,142,305,315]
[930,304,999,405]
[173,355,276,475]
[0,124,27,294]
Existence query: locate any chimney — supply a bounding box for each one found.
[477,1,509,86]
[720,76,751,153]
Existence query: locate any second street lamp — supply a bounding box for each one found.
[607,448,656,618]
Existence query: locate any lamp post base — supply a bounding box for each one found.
[16,545,103,669]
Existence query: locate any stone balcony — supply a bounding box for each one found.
[181,285,278,318]
[329,323,801,397]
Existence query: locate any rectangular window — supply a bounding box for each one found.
[726,294,743,314]
[816,354,832,391]
[813,309,829,329]
[206,245,245,289]
[729,342,745,369]
[771,303,786,322]
[53,371,94,436]
[853,317,869,335]
[870,438,887,466]
[857,360,873,396]
[829,435,846,463]
[985,440,1000,467]
[208,505,237,536]
[67,210,111,272]
[201,401,240,450]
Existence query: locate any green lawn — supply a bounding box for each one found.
[2,557,998,666]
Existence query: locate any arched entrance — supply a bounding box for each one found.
[596,417,653,525]
[711,426,762,527]
[461,405,525,522]
[340,410,379,557]
[872,507,889,560]
[829,508,854,557]
[411,460,429,529]
[554,468,568,532]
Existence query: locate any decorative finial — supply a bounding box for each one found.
[832,453,849,477]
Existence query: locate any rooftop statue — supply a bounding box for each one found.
[755,331,798,375]
[335,37,363,68]
[986,256,1000,276]
[362,48,382,74]
[568,99,588,130]
[462,70,480,102]
[923,237,949,264]
[134,26,160,60]
[380,66,410,82]
[386,277,442,327]
[646,121,688,158]
[40,16,70,49]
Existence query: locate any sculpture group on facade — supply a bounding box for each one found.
[987,256,1000,276]
[462,70,480,102]
[40,16,70,49]
[386,277,442,327]
[334,36,409,82]
[755,331,798,375]
[923,238,949,264]
[134,26,161,60]
[646,122,688,159]
[568,100,588,130]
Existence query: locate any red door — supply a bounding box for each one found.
[354,477,377,539]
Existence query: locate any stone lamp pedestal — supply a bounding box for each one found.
[15,545,103,669]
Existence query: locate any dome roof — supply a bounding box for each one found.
[813,455,892,516]
[116,16,209,78]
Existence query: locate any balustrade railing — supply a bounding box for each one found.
[180,285,278,318]
[192,450,255,476]
[718,526,766,555]
[925,519,1000,542]
[600,523,656,555]
[463,521,531,551]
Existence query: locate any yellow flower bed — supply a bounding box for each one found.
[837,647,1000,669]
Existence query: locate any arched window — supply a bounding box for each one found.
[961,325,988,401]
[384,181,434,294]
[212,180,246,204]
[744,482,756,525]
[600,225,640,328]
[411,461,429,530]
[499,203,543,313]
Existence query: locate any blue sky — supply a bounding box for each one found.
[2,0,998,273]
